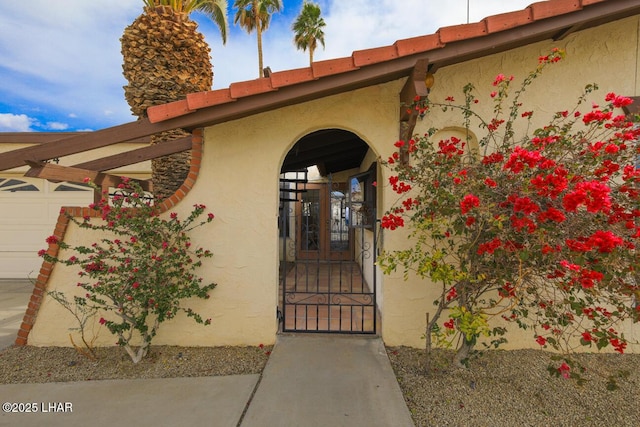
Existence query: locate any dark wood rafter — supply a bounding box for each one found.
[0,133,150,144]
[399,58,429,163]
[73,135,192,171]
[0,1,638,174]
[24,161,151,192]
[25,162,152,204]
[7,135,190,196]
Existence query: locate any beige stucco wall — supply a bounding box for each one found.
[29,16,640,351]
[381,16,640,350]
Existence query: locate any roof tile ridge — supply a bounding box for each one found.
[529,0,583,20]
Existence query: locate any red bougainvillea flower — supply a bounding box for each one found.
[503,146,544,173]
[610,337,627,354]
[446,287,458,301]
[537,207,566,223]
[562,181,611,213]
[438,137,465,158]
[586,230,624,253]
[477,238,502,255]
[460,194,480,214]
[558,362,571,379]
[484,177,497,188]
[492,74,513,86]
[381,214,404,230]
[604,92,633,108]
[481,152,504,165]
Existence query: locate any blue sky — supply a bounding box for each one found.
[0,0,536,132]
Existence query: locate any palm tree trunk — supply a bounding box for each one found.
[257,23,264,76]
[121,6,213,200]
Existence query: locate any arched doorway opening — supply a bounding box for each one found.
[278,129,379,334]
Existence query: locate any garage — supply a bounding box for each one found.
[0,177,93,279]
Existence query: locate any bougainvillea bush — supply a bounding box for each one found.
[378,49,640,378]
[40,179,216,363]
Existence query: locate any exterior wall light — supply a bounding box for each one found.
[424,72,435,92]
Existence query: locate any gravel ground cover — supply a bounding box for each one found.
[387,347,640,427]
[0,345,271,384]
[1,344,638,426]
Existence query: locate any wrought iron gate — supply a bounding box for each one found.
[278,173,377,334]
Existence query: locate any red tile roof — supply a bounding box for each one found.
[147,0,613,124]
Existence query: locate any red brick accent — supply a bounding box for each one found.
[352,45,399,67]
[14,132,204,346]
[394,34,443,57]
[156,129,203,213]
[529,0,581,21]
[484,10,533,33]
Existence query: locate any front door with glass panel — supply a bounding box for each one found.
[296,183,351,261]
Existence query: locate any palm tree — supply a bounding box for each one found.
[233,0,283,77]
[121,0,229,201]
[292,1,325,66]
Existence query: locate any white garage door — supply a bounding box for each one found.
[0,178,93,279]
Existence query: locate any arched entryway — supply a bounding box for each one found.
[277,129,379,334]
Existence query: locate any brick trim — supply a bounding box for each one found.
[14,131,204,346]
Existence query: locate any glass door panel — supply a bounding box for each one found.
[296,184,351,261]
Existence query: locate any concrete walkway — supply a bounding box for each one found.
[242,334,415,427]
[0,282,415,427]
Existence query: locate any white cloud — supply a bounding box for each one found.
[0,113,33,132]
[0,0,141,127]
[45,122,69,131]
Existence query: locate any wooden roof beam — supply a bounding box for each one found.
[73,135,192,171]
[399,58,429,122]
[24,162,152,192]
[399,59,429,163]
